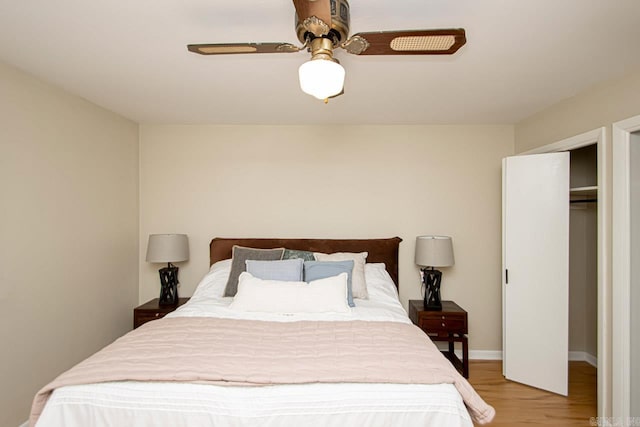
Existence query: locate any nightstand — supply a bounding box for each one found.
[133,298,189,329]
[408,300,469,378]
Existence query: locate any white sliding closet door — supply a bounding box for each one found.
[502,152,569,396]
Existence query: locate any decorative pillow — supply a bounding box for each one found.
[229,272,350,314]
[246,258,304,282]
[282,249,316,262]
[313,252,369,299]
[304,260,355,307]
[223,246,284,297]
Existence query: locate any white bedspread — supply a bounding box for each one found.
[40,382,469,427]
[36,263,473,427]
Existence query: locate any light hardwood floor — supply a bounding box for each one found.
[468,360,597,426]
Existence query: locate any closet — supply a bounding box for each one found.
[502,139,600,397]
[568,145,598,368]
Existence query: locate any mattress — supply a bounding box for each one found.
[35,262,473,427]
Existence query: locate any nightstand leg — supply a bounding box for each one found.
[448,337,454,355]
[462,336,469,378]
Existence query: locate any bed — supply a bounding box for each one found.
[30,237,494,427]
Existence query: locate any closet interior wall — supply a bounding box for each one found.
[569,144,598,363]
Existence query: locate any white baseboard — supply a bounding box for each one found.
[436,347,597,366]
[585,353,597,367]
[569,350,598,367]
[432,344,503,360]
[468,350,503,360]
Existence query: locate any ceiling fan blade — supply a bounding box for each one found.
[187,43,301,55]
[292,0,332,31]
[344,29,466,56]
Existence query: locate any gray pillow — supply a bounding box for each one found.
[304,260,355,307]
[224,246,284,297]
[246,258,304,282]
[282,249,316,262]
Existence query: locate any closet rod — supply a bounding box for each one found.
[570,198,597,204]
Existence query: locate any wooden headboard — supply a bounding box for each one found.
[210,237,403,287]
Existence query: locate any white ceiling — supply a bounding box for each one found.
[1,0,639,125]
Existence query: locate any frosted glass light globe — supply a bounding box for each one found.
[298,59,345,100]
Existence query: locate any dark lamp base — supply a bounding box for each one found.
[158,265,179,307]
[424,300,443,311]
[422,268,443,311]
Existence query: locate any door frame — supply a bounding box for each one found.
[519,127,608,417]
[612,114,640,421]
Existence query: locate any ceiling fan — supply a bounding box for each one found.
[187,0,466,102]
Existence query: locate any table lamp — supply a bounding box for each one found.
[415,235,455,311]
[146,234,189,306]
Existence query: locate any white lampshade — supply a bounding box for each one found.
[146,234,189,263]
[298,58,345,100]
[415,236,455,268]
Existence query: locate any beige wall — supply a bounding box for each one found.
[0,62,139,426]
[515,69,640,153]
[140,124,514,352]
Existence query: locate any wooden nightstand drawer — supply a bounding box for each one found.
[133,298,189,329]
[134,312,166,328]
[420,317,465,333]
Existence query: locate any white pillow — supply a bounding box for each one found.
[364,263,399,301]
[313,252,368,299]
[229,272,350,314]
[191,259,232,300]
[211,258,232,273]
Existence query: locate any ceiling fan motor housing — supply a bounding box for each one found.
[295,0,350,46]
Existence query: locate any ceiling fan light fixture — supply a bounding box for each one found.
[298,58,345,100]
[188,0,468,99]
